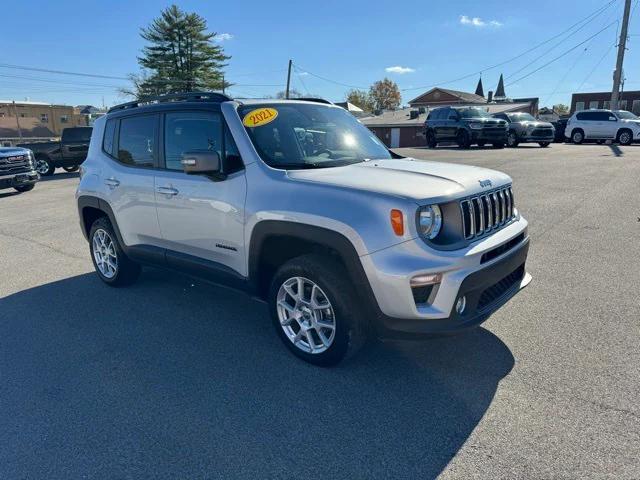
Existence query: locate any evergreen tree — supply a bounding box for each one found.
[127,5,230,98]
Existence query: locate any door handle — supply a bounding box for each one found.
[156,185,179,196]
[104,177,120,188]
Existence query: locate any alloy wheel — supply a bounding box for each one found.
[92,228,118,279]
[276,276,336,354]
[36,159,50,175]
[619,132,631,144]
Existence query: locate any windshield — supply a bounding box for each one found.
[508,113,536,122]
[457,108,491,119]
[614,110,638,120]
[240,103,391,169]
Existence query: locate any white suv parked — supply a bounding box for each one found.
[76,92,531,365]
[566,109,640,145]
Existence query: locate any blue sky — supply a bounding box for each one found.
[1,0,638,108]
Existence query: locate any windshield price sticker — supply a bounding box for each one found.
[243,108,278,127]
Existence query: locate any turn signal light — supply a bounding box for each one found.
[390,209,404,236]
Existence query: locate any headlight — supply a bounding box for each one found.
[417,205,442,240]
[469,123,483,130]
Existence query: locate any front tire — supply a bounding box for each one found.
[507,131,519,148]
[538,142,550,148]
[14,184,35,193]
[426,130,437,149]
[477,141,486,147]
[617,129,633,145]
[492,142,505,149]
[35,157,55,176]
[268,254,367,366]
[571,129,584,144]
[89,217,141,287]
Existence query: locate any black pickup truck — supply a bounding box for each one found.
[18,126,92,176]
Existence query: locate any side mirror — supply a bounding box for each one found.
[609,116,617,121]
[181,150,224,178]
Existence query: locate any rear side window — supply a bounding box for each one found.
[576,112,596,121]
[118,115,157,167]
[62,128,92,142]
[164,111,223,170]
[103,119,116,156]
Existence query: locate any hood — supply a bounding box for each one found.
[0,147,31,158]
[621,119,640,127]
[286,158,512,203]
[467,118,506,126]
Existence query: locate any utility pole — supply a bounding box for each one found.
[12,101,23,142]
[285,59,292,99]
[611,0,632,110]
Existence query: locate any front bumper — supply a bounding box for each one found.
[521,134,554,143]
[0,170,39,190]
[360,216,530,337]
[470,129,508,142]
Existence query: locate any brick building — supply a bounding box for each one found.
[570,91,640,114]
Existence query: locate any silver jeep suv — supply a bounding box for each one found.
[76,92,531,365]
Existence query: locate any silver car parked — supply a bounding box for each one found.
[76,92,531,366]
[493,112,555,148]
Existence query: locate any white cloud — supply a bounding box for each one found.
[216,33,234,42]
[460,15,502,28]
[385,66,415,74]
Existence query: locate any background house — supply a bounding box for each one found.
[570,91,640,114]
[0,100,87,145]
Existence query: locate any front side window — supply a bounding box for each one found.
[164,111,222,170]
[239,103,391,169]
[118,115,157,167]
[63,127,92,143]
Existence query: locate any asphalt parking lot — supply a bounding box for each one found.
[1,143,639,479]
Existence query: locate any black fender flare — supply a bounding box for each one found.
[247,220,381,313]
[77,195,125,247]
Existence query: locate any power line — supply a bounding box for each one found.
[506,21,617,86]
[292,63,368,90]
[402,0,619,92]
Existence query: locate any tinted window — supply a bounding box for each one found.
[576,112,598,121]
[63,127,92,142]
[118,115,157,167]
[103,120,116,156]
[164,111,222,170]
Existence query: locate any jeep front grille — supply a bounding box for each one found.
[460,186,516,239]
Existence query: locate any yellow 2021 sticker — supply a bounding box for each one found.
[243,107,278,128]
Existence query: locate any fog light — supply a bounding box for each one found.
[410,273,442,287]
[455,296,467,314]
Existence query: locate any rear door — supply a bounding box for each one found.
[60,127,92,166]
[153,109,247,275]
[100,114,163,248]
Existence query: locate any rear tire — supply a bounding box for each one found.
[62,166,79,172]
[571,129,584,144]
[14,184,35,193]
[477,141,486,147]
[492,142,505,149]
[35,157,55,176]
[89,217,141,287]
[456,130,471,149]
[268,254,367,366]
[617,129,633,146]
[538,142,550,148]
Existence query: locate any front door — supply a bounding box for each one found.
[154,110,247,276]
[390,128,400,148]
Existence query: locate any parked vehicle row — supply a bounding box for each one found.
[424,106,639,149]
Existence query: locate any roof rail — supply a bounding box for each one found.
[293,97,333,105]
[108,91,233,113]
